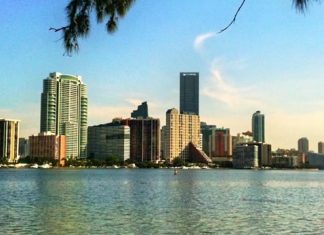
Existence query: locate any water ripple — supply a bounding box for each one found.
[0,169,323,234]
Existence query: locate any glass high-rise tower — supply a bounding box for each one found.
[40,72,88,159]
[252,111,265,143]
[180,72,199,115]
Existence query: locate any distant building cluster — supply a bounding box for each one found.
[2,71,324,169]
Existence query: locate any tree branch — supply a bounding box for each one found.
[218,0,246,34]
[49,26,70,32]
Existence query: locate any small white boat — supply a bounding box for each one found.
[39,163,52,169]
[181,166,188,169]
[30,164,39,169]
[15,163,28,168]
[127,163,137,169]
[190,166,201,169]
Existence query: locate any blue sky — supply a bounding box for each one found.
[1,0,324,151]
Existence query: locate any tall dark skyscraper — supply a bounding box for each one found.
[180,72,199,115]
[252,111,265,143]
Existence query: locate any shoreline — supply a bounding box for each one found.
[0,164,321,171]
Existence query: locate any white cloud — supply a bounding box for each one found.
[125,98,144,107]
[202,60,260,108]
[194,32,216,51]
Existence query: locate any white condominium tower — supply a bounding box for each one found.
[165,108,200,162]
[40,72,88,159]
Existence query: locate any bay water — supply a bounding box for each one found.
[0,169,323,234]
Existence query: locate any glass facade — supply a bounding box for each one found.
[180,72,199,115]
[252,111,265,143]
[40,72,88,159]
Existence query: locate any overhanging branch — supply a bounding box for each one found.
[218,0,246,34]
[49,26,70,32]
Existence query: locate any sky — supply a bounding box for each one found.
[1,0,324,151]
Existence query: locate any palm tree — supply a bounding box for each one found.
[50,0,318,54]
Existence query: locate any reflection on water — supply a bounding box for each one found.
[0,169,324,234]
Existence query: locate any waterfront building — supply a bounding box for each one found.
[252,111,265,143]
[318,141,324,154]
[160,125,167,160]
[40,72,88,159]
[232,132,254,147]
[307,152,324,169]
[180,72,199,115]
[233,144,258,168]
[211,128,232,158]
[121,118,160,162]
[272,155,299,168]
[298,137,309,154]
[165,108,211,163]
[0,119,19,162]
[18,138,29,159]
[88,122,130,162]
[255,143,272,167]
[131,101,148,119]
[29,132,66,166]
[239,142,272,167]
[200,122,217,157]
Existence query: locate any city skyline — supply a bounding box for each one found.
[1,1,324,150]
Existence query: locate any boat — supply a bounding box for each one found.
[39,163,52,169]
[127,163,137,169]
[15,163,28,168]
[189,166,201,169]
[30,164,39,169]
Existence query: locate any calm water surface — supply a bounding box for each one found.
[0,169,323,234]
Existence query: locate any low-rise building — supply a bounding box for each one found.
[307,152,324,169]
[88,122,130,162]
[19,138,29,159]
[29,132,66,166]
[233,144,258,169]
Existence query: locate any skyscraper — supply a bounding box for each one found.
[0,119,19,162]
[298,137,309,154]
[200,122,217,157]
[318,141,324,154]
[252,111,265,143]
[165,108,202,162]
[40,72,88,159]
[180,72,199,115]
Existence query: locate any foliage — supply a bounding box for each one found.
[50,0,135,55]
[19,156,58,166]
[52,0,318,54]
[172,157,185,167]
[0,157,8,164]
[105,156,123,166]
